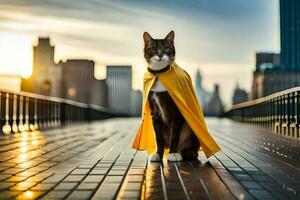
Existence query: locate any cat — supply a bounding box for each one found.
[143,31,200,162]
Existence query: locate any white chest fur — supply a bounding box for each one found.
[150,79,167,92]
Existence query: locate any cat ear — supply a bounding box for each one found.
[143,32,153,43]
[165,31,175,41]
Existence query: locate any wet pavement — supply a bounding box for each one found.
[0,118,299,200]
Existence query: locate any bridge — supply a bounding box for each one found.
[0,88,299,200]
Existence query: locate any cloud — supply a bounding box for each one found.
[0,0,279,105]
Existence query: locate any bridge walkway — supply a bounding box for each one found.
[0,118,299,200]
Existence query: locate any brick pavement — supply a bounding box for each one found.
[0,118,299,200]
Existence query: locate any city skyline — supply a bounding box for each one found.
[21,37,142,116]
[0,0,280,105]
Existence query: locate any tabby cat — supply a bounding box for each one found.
[143,31,200,162]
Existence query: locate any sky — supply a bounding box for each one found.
[0,0,280,105]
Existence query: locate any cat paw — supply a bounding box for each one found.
[167,153,183,162]
[149,153,161,162]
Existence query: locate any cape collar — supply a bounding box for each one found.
[147,65,170,75]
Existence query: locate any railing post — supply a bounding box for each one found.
[57,102,61,126]
[24,96,29,131]
[18,95,24,132]
[37,99,42,130]
[47,101,52,128]
[34,98,38,130]
[85,106,92,122]
[0,92,5,135]
[297,91,300,138]
[224,87,300,139]
[28,97,34,130]
[12,94,19,133]
[60,102,66,126]
[53,102,57,127]
[280,96,283,135]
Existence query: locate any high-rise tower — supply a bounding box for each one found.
[21,37,61,96]
[280,0,300,71]
[106,65,132,114]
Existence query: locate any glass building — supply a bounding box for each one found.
[280,0,300,71]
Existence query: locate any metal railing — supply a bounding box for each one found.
[0,89,121,135]
[224,87,300,139]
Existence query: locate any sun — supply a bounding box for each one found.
[0,32,33,78]
[20,67,32,79]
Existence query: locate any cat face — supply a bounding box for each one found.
[143,31,175,70]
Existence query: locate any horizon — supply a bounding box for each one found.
[0,0,280,106]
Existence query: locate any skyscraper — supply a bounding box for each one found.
[204,84,224,117]
[61,59,95,104]
[255,52,280,71]
[106,66,132,114]
[251,0,300,99]
[21,37,108,108]
[194,70,212,109]
[232,83,248,105]
[21,37,62,97]
[280,0,300,71]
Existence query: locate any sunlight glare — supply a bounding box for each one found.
[0,32,32,77]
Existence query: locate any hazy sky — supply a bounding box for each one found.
[0,0,280,105]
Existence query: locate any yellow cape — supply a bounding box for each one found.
[132,63,221,158]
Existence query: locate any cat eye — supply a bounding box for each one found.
[150,47,156,52]
[165,48,171,53]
